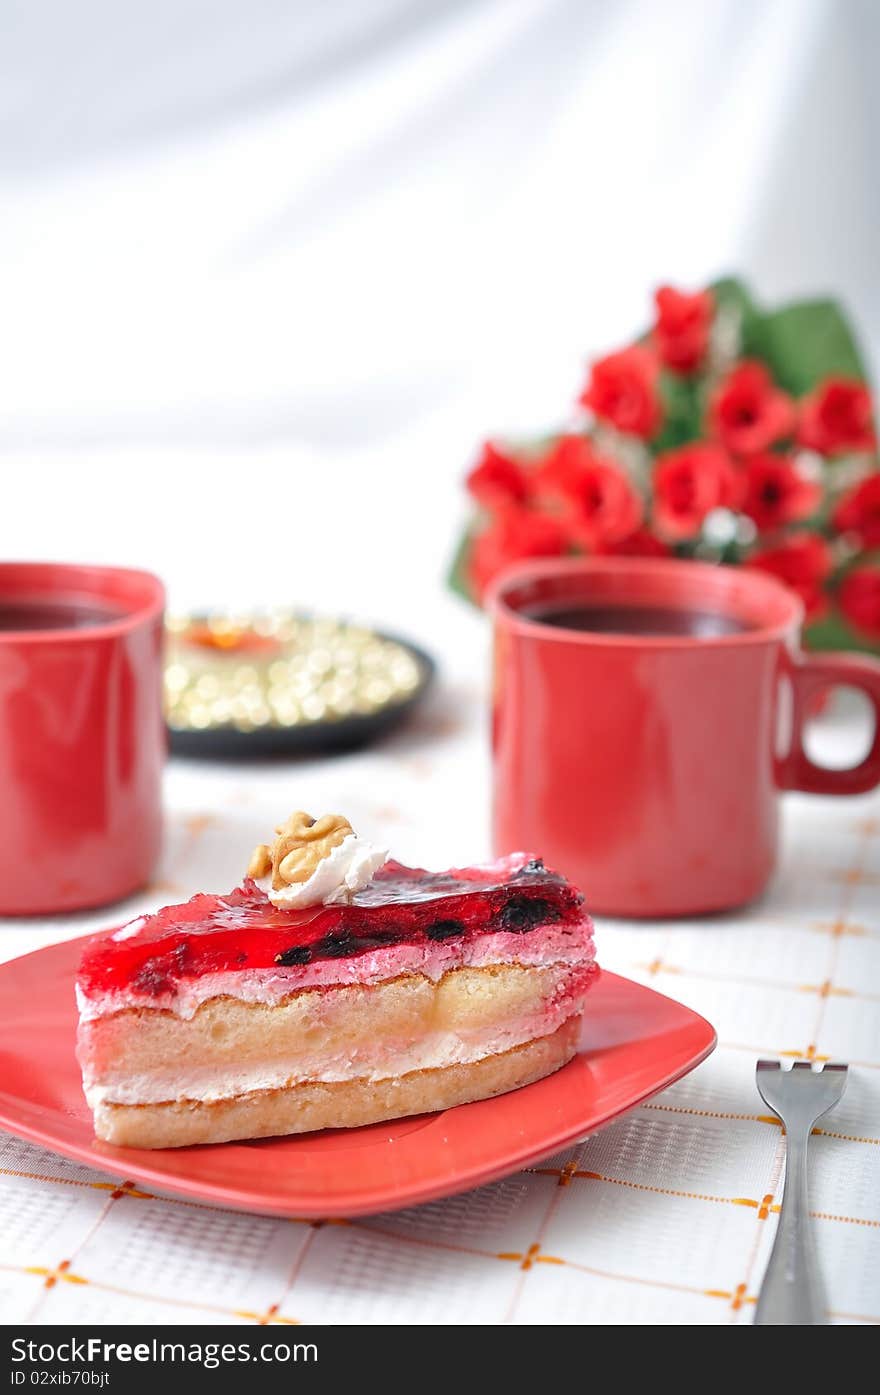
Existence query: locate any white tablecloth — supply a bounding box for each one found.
[0,657,877,1326]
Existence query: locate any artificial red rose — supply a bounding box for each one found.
[559,463,643,548]
[468,509,569,600]
[652,443,740,540]
[534,435,642,546]
[579,345,662,439]
[832,474,880,547]
[839,566,880,638]
[798,377,876,455]
[741,452,821,533]
[596,527,671,558]
[466,441,529,511]
[653,285,713,373]
[532,434,593,498]
[708,361,795,454]
[746,535,832,620]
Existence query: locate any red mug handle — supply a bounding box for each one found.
[781,650,880,795]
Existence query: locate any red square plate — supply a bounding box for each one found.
[0,934,715,1217]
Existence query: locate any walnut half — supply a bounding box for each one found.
[247,812,354,891]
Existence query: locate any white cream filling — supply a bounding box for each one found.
[257,833,388,908]
[83,996,583,1108]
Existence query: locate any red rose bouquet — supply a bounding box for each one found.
[450,278,880,652]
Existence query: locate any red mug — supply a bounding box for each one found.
[490,557,880,917]
[0,563,166,915]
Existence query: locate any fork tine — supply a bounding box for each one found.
[821,1063,848,1073]
[756,1059,780,1071]
[792,1061,813,1070]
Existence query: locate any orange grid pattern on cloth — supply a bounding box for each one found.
[0,701,878,1326]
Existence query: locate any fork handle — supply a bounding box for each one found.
[755,1124,827,1324]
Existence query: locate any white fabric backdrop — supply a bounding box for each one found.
[0,0,878,632]
[1,4,879,1325]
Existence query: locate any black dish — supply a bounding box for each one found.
[165,613,435,759]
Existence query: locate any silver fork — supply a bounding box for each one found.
[754,1059,848,1325]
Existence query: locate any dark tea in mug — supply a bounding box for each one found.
[0,597,125,632]
[522,602,752,639]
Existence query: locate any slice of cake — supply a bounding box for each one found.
[76,812,597,1148]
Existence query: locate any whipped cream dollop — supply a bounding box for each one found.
[258,834,388,909]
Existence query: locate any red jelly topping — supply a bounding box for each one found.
[78,859,584,999]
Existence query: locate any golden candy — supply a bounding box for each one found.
[164,611,425,735]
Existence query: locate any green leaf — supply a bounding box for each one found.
[803,608,880,656]
[708,279,870,396]
[709,276,763,351]
[652,372,704,452]
[447,524,480,606]
[747,300,869,396]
